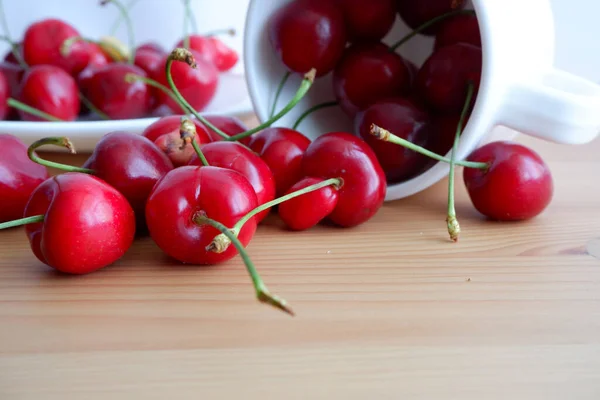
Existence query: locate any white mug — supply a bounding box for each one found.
[243,0,600,201]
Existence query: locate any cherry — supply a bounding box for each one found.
[79,62,152,120]
[22,18,90,76]
[202,114,250,143]
[337,0,396,41]
[355,97,434,183]
[416,42,482,114]
[86,42,112,68]
[396,0,466,35]
[434,13,481,50]
[134,48,164,77]
[463,141,554,221]
[136,42,165,54]
[248,127,311,196]
[207,36,239,72]
[0,134,48,223]
[0,69,8,119]
[278,177,339,231]
[151,49,219,113]
[145,165,258,265]
[189,141,276,223]
[333,41,412,117]
[302,132,386,227]
[17,64,80,121]
[142,115,212,167]
[176,34,238,72]
[269,0,347,77]
[17,172,135,274]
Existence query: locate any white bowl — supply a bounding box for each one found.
[0,0,252,150]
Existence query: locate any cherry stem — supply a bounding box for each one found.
[183,0,199,46]
[292,101,338,130]
[208,177,342,254]
[369,124,488,170]
[0,215,44,230]
[180,115,209,167]
[389,9,476,51]
[124,73,189,114]
[78,92,110,120]
[193,212,294,316]
[269,71,290,119]
[109,0,140,36]
[447,82,475,242]
[0,35,27,69]
[27,137,94,174]
[100,0,135,64]
[7,98,63,122]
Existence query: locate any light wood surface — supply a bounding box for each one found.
[1,115,599,399]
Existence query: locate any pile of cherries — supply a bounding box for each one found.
[0,0,556,316]
[0,0,238,122]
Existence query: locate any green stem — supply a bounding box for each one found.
[124,73,189,114]
[447,81,475,242]
[269,71,290,119]
[183,0,191,48]
[208,178,342,254]
[101,0,135,64]
[27,137,95,174]
[184,0,198,35]
[7,98,63,122]
[292,101,338,130]
[389,9,476,51]
[193,213,294,316]
[78,93,110,120]
[180,115,210,167]
[369,124,488,170]
[109,0,140,36]
[0,215,44,230]
[0,1,27,69]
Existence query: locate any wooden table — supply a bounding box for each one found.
[1,117,599,399]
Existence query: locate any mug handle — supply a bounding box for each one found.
[497,68,600,145]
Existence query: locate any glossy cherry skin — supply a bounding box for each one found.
[434,13,481,50]
[396,0,466,35]
[203,114,250,144]
[152,49,219,113]
[22,18,90,76]
[18,65,80,121]
[134,48,164,77]
[248,127,312,196]
[82,131,174,230]
[175,35,239,72]
[333,42,412,117]
[145,166,258,265]
[355,98,434,183]
[269,0,347,77]
[23,173,136,274]
[302,132,386,227]
[0,134,49,223]
[337,0,396,41]
[142,115,212,167]
[463,141,553,221]
[79,63,152,120]
[189,141,276,223]
[416,42,482,114]
[278,177,339,231]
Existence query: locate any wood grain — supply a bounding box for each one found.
[1,116,599,399]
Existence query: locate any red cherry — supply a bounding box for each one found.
[355,98,434,183]
[416,42,482,113]
[333,41,412,117]
[142,115,212,167]
[278,177,339,231]
[22,18,90,76]
[0,57,26,120]
[23,173,136,274]
[86,42,112,68]
[248,127,311,196]
[18,65,80,121]
[79,62,152,120]
[189,141,276,223]
[203,114,249,143]
[145,166,258,265]
[0,134,49,223]
[396,0,466,35]
[434,13,481,50]
[207,37,239,72]
[0,69,9,119]
[269,0,347,77]
[134,48,164,77]
[81,132,174,230]
[175,34,218,64]
[463,141,554,221]
[337,0,396,41]
[152,49,219,113]
[136,42,165,54]
[302,132,386,227]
